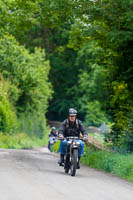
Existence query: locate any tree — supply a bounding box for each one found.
[0,76,17,134]
[68,0,133,149]
[0,33,52,136]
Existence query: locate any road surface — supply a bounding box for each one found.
[0,148,132,200]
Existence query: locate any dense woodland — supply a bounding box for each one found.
[0,0,133,152]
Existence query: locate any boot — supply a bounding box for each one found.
[58,154,64,166]
[77,156,80,169]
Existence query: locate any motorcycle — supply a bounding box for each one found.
[63,136,81,176]
[48,136,57,152]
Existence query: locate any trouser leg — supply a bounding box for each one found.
[58,140,67,165]
[78,140,84,157]
[48,141,50,149]
[77,140,84,169]
[59,140,67,155]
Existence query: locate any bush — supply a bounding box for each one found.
[53,140,60,152]
[112,155,133,182]
[0,132,48,149]
[0,33,52,139]
[104,110,133,153]
[18,112,46,139]
[81,146,133,182]
[83,101,108,126]
[0,98,17,133]
[0,77,17,133]
[52,139,133,182]
[0,34,52,113]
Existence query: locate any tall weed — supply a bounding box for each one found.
[0,132,48,149]
[81,146,133,182]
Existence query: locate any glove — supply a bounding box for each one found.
[83,135,88,142]
[58,134,64,140]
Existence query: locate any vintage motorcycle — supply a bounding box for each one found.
[63,136,81,176]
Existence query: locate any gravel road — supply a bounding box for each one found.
[0,148,132,200]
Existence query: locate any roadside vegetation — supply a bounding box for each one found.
[52,141,133,182]
[0,33,52,148]
[0,132,49,149]
[81,146,133,183]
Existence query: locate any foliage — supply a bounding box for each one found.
[48,48,79,120]
[0,0,109,126]
[0,0,133,151]
[52,140,60,153]
[52,141,133,182]
[0,76,17,133]
[0,33,52,138]
[74,43,109,125]
[81,101,108,126]
[105,109,133,153]
[121,110,133,152]
[0,33,52,137]
[0,132,48,149]
[18,112,46,139]
[68,0,133,150]
[0,34,52,113]
[81,146,133,182]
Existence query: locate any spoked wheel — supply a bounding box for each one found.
[65,168,69,173]
[70,149,78,176]
[49,144,53,152]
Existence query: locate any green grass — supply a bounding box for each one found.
[52,141,133,182]
[0,132,49,149]
[81,146,133,182]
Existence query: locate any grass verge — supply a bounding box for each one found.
[52,141,133,182]
[0,132,49,149]
[81,146,133,182]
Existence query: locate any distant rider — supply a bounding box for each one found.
[48,127,57,150]
[48,126,57,137]
[58,108,88,169]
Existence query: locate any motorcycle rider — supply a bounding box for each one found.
[48,126,57,137]
[48,127,57,150]
[58,108,88,169]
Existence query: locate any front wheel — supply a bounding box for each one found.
[65,168,69,173]
[64,155,70,173]
[49,144,53,152]
[70,149,78,176]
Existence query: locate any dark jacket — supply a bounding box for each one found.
[58,119,87,138]
[49,130,57,137]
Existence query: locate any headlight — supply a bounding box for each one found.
[76,141,80,145]
[68,140,72,145]
[73,141,80,146]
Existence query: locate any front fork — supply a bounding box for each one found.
[64,145,71,169]
[65,145,79,169]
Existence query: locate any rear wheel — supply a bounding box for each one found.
[70,149,78,176]
[49,144,53,152]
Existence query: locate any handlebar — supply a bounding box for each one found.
[66,136,79,139]
[65,136,84,141]
[58,136,85,141]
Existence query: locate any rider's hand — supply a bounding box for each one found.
[83,135,88,142]
[58,134,64,140]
